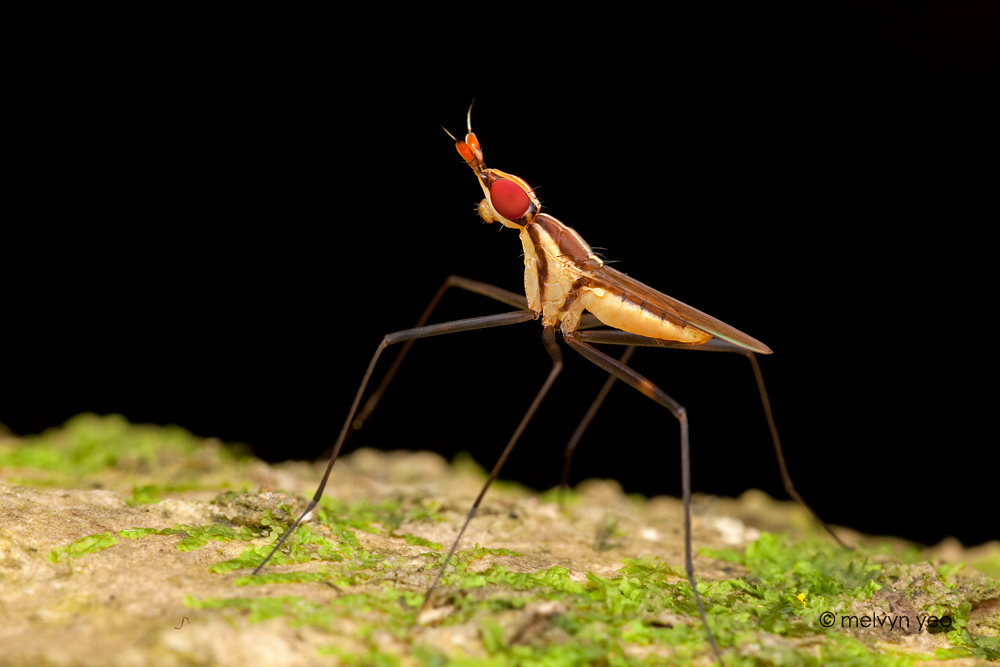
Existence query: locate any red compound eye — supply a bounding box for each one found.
[490,179,531,220]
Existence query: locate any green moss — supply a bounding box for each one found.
[48,532,118,562]
[118,522,260,550]
[400,533,443,550]
[126,484,161,506]
[538,486,579,506]
[64,514,1000,664]
[971,548,1000,579]
[0,413,249,490]
[20,416,999,665]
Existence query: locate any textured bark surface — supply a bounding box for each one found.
[1,418,996,666]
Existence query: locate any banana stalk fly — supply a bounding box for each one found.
[252,105,845,665]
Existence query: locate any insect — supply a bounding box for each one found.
[253,104,844,664]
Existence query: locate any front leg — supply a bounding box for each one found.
[252,308,538,574]
[351,275,528,432]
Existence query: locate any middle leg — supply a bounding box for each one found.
[562,332,723,663]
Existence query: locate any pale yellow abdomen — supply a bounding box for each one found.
[579,286,712,344]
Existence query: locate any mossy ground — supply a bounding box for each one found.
[1,414,997,666]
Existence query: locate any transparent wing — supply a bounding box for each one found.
[591,265,773,354]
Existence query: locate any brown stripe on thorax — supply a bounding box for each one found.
[532,214,602,270]
[522,214,608,331]
[525,223,549,287]
[560,277,588,313]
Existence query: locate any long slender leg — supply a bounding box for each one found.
[345,274,603,453]
[558,345,636,500]
[421,325,564,608]
[744,353,848,548]
[576,330,847,549]
[350,276,528,433]
[252,308,538,574]
[563,333,724,665]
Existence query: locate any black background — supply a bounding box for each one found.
[4,5,997,548]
